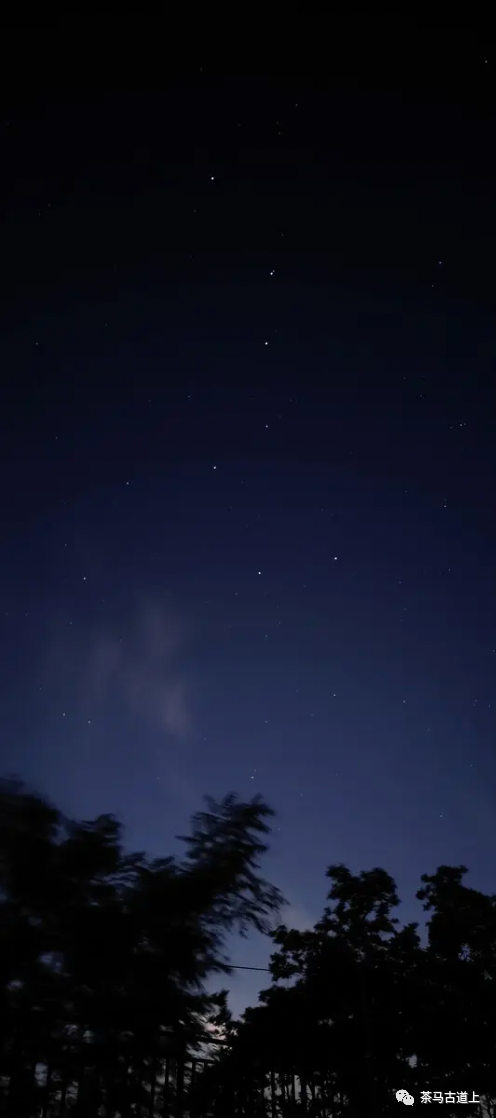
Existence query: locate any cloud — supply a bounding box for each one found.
[42,595,196,750]
[157,677,192,738]
[280,902,316,933]
[30,591,206,825]
[83,597,195,740]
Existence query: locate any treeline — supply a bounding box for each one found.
[1,778,495,1116]
[0,778,281,1115]
[212,862,496,1116]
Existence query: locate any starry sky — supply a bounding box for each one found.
[1,67,496,1016]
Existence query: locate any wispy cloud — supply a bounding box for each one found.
[280,902,316,933]
[41,595,199,810]
[80,598,194,739]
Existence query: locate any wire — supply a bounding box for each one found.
[230,963,269,972]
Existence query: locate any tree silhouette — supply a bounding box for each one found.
[2,776,496,1116]
[196,861,496,1116]
[0,778,284,1116]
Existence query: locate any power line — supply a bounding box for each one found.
[230,964,271,972]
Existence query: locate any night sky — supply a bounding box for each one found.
[1,68,496,1017]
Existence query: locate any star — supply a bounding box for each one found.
[2,84,493,1041]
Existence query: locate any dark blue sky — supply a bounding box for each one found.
[1,70,495,1015]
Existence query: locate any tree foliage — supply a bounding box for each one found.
[0,778,283,1116]
[198,863,496,1116]
[2,775,496,1116]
